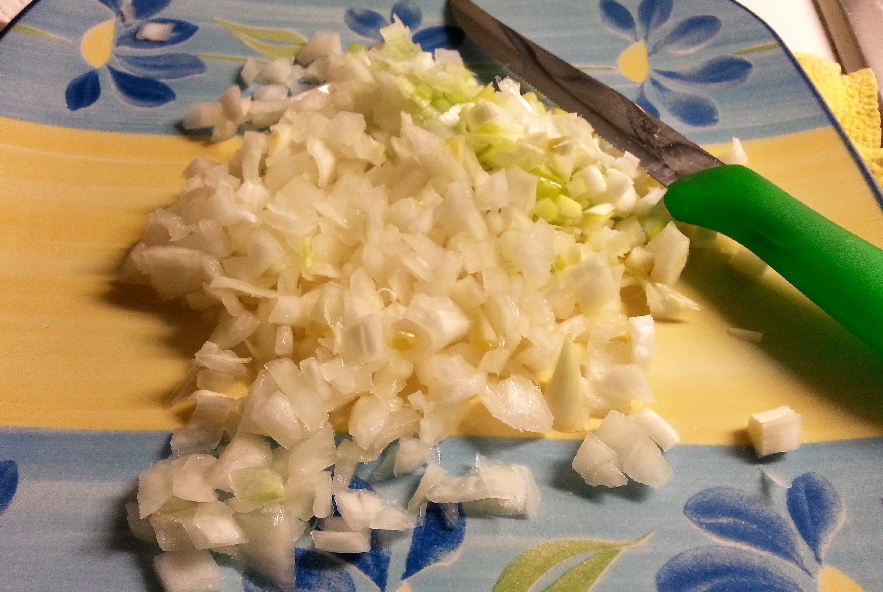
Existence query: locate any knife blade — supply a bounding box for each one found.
[450,0,883,358]
[450,0,721,187]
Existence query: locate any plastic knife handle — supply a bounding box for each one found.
[664,164,883,357]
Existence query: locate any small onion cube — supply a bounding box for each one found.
[572,433,627,488]
[393,437,434,476]
[138,462,174,518]
[748,406,802,457]
[311,528,371,554]
[153,550,224,592]
[479,375,554,433]
[183,502,248,550]
[236,509,304,589]
[631,407,680,452]
[136,21,174,42]
[334,489,386,531]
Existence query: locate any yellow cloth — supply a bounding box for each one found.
[795,52,883,187]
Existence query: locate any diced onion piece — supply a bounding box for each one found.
[594,410,672,487]
[563,253,619,314]
[237,508,304,589]
[228,467,285,512]
[628,314,655,370]
[208,433,273,492]
[240,57,261,86]
[747,406,802,457]
[138,461,174,518]
[370,503,415,531]
[594,364,654,411]
[544,335,589,432]
[424,456,539,517]
[296,31,342,65]
[139,246,214,300]
[182,501,248,549]
[153,550,224,592]
[645,222,690,286]
[572,433,627,488]
[182,101,224,130]
[407,463,447,513]
[466,456,540,517]
[171,455,218,503]
[393,437,434,476]
[721,137,748,165]
[728,327,764,343]
[287,422,337,478]
[621,435,672,488]
[334,489,386,531]
[265,358,328,431]
[136,21,174,42]
[311,528,371,553]
[479,375,554,433]
[127,501,156,543]
[631,407,680,452]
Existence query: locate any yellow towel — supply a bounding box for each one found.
[795,52,883,188]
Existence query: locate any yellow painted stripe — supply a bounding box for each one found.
[1,117,882,445]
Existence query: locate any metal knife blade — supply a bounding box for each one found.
[449,0,722,186]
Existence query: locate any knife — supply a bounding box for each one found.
[450,0,883,358]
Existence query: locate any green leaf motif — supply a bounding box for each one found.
[494,536,649,592]
[213,18,308,59]
[544,548,622,592]
[10,24,70,43]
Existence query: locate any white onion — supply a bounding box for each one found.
[127,22,698,591]
[153,550,224,592]
[747,405,802,457]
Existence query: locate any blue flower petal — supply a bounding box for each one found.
[786,472,845,564]
[115,53,205,79]
[347,475,373,491]
[108,66,175,107]
[600,0,637,41]
[402,502,466,580]
[344,8,389,41]
[636,84,660,118]
[65,70,102,111]
[290,549,357,592]
[99,0,122,13]
[337,531,391,591]
[683,486,809,572]
[391,0,422,30]
[0,460,19,515]
[656,546,805,592]
[132,0,172,20]
[637,0,672,40]
[653,56,753,91]
[116,19,199,49]
[412,26,465,52]
[652,15,721,54]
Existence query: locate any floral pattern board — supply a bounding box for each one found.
[1,1,883,592]
[0,0,834,145]
[0,429,881,591]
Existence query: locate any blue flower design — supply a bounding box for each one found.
[0,460,18,516]
[65,0,205,111]
[601,0,752,126]
[345,0,465,52]
[656,472,862,591]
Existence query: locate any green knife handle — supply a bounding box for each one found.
[664,164,883,357]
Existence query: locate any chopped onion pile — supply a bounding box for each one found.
[125,21,691,589]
